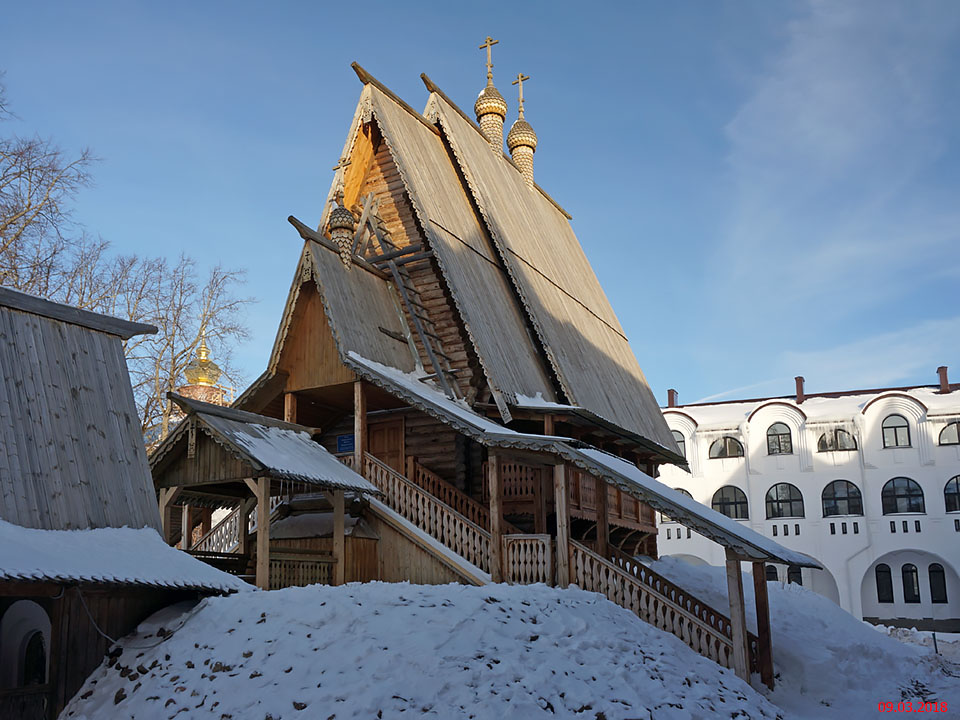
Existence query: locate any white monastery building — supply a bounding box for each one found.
[657,367,960,631]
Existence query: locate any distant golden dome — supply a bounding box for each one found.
[475,83,508,120]
[184,336,221,386]
[507,118,538,152]
[327,205,356,233]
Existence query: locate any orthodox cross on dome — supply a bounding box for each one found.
[512,73,530,118]
[479,36,498,83]
[331,156,351,205]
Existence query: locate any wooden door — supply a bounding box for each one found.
[369,418,404,474]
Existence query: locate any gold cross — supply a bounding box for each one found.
[478,36,498,82]
[331,157,351,172]
[512,73,530,116]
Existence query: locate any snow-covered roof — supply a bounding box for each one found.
[346,353,814,566]
[562,448,820,568]
[0,520,250,592]
[163,394,379,495]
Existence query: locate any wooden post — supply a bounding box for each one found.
[488,452,504,583]
[533,469,547,534]
[237,497,255,559]
[180,504,191,550]
[752,561,775,689]
[200,508,213,537]
[553,463,570,588]
[543,413,555,436]
[158,487,181,544]
[255,477,271,590]
[595,478,609,558]
[284,392,297,423]
[332,490,345,586]
[354,380,367,471]
[725,548,750,683]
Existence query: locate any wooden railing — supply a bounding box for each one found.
[606,547,759,672]
[193,495,284,554]
[568,468,655,530]
[503,534,552,585]
[362,453,491,574]
[269,551,334,589]
[569,540,739,670]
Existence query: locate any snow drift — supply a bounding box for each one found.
[61,582,780,720]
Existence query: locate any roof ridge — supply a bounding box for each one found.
[0,285,157,339]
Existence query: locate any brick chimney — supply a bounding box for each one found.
[938,366,950,394]
[795,376,805,404]
[667,389,679,408]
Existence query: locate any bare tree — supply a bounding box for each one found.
[0,75,252,436]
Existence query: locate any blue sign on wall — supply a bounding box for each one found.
[336,434,355,453]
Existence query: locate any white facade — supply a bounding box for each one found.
[657,383,960,630]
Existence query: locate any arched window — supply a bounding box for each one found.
[818,428,857,452]
[21,631,46,687]
[765,565,779,582]
[0,600,51,690]
[902,564,921,603]
[787,565,802,585]
[876,564,893,603]
[709,436,744,459]
[671,430,686,459]
[882,414,910,448]
[881,477,925,514]
[821,480,863,517]
[711,485,749,519]
[765,483,805,519]
[946,476,960,513]
[661,488,693,522]
[766,422,793,455]
[939,421,960,446]
[929,564,948,604]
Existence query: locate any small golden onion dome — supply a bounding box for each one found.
[507,118,538,152]
[184,336,222,387]
[327,205,356,233]
[475,83,508,119]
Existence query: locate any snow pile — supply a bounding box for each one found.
[648,556,960,719]
[62,582,780,720]
[0,520,248,592]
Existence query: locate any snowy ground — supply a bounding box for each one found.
[648,557,960,719]
[62,582,781,720]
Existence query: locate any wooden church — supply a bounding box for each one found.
[150,49,819,689]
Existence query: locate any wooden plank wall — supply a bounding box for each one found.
[366,512,469,585]
[0,307,160,531]
[152,429,251,489]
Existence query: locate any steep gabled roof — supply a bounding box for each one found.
[424,90,677,455]
[0,287,160,531]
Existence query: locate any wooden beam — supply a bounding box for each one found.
[237,497,255,559]
[181,504,191,550]
[333,490,345,586]
[553,463,570,588]
[488,452,504,583]
[543,413,555,436]
[284,392,297,423]
[354,380,367,470]
[752,561,775,690]
[256,477,271,590]
[595,479,610,558]
[158,487,182,544]
[533,468,547,534]
[725,548,750,683]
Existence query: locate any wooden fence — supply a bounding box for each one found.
[268,551,335,589]
[503,534,552,585]
[362,453,492,574]
[569,540,739,670]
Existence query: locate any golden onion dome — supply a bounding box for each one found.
[475,83,508,119]
[507,118,538,152]
[184,336,222,386]
[327,205,356,233]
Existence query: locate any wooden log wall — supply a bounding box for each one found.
[361,139,483,404]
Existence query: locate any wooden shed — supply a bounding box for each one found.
[0,287,246,720]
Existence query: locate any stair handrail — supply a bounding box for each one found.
[192,495,285,554]
[569,539,738,670]
[362,452,492,573]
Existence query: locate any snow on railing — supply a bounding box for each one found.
[569,540,739,671]
[503,534,552,585]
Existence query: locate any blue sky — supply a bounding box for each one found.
[3,1,958,404]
